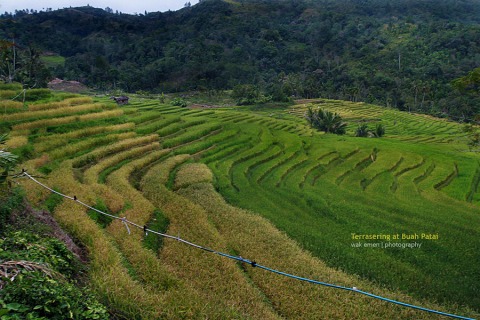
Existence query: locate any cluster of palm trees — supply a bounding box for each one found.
[304,106,386,138]
[355,122,385,138]
[304,107,347,134]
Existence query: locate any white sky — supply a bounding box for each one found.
[0,0,200,14]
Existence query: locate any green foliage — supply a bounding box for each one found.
[135,90,150,96]
[0,82,22,91]
[86,198,113,228]
[0,41,51,87]
[0,274,108,320]
[305,107,347,134]
[159,92,166,103]
[355,123,370,137]
[11,144,34,162]
[374,123,385,137]
[1,89,477,315]
[0,134,18,185]
[231,84,271,105]
[355,123,385,138]
[0,188,24,234]
[40,54,66,69]
[171,97,188,108]
[42,190,64,213]
[231,84,259,105]
[0,231,78,277]
[23,89,52,102]
[453,67,480,94]
[0,135,18,166]
[3,1,480,117]
[0,232,108,320]
[462,124,480,151]
[143,209,170,253]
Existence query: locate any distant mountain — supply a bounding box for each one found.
[1,0,480,117]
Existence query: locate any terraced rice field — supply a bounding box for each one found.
[2,91,478,319]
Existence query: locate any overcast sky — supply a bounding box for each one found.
[1,0,200,14]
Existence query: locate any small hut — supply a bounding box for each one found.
[111,96,129,105]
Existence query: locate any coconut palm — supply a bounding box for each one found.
[355,123,370,137]
[374,124,385,137]
[310,108,347,134]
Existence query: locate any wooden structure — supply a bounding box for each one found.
[111,96,129,105]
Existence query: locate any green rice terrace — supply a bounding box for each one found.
[1,84,479,319]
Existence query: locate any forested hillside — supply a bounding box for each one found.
[1,0,480,118]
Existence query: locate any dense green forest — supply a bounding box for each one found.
[1,0,480,118]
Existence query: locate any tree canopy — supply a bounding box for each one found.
[2,0,480,118]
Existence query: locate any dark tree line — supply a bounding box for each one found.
[1,0,480,118]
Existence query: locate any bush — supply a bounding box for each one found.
[159,92,166,103]
[0,274,108,320]
[171,97,188,107]
[0,231,78,277]
[23,89,52,102]
[0,231,109,319]
[231,84,272,105]
[0,188,24,234]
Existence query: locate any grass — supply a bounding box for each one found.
[40,55,66,68]
[2,103,106,122]
[28,97,93,111]
[8,89,479,319]
[34,123,135,152]
[12,109,124,130]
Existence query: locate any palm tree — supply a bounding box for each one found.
[355,123,370,137]
[0,134,18,184]
[305,107,347,134]
[304,107,315,128]
[374,124,385,137]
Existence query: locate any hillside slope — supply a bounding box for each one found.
[1,86,477,318]
[2,0,480,117]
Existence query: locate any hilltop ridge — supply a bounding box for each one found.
[1,0,480,118]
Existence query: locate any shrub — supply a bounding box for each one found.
[0,231,78,277]
[231,84,272,105]
[23,89,52,102]
[171,97,188,108]
[0,275,109,320]
[0,188,24,234]
[0,231,108,319]
[159,93,166,103]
